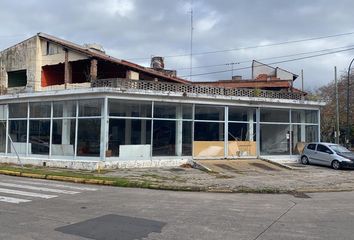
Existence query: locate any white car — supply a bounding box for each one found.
[301,142,354,170]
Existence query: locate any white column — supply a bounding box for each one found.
[175,105,183,156]
[247,109,254,141]
[100,98,108,160]
[300,110,306,142]
[61,102,71,144]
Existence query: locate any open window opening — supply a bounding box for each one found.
[7,70,27,88]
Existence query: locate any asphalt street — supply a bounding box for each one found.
[0,174,353,240]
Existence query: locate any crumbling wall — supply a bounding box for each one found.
[0,36,38,91]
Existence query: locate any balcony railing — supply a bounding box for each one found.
[91,78,304,100]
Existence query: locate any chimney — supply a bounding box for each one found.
[151,56,165,70]
[232,75,242,80]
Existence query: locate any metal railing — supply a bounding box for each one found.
[91,78,304,100]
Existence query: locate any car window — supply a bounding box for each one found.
[307,144,316,150]
[317,144,332,154]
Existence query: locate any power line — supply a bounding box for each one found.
[176,44,354,71]
[180,46,354,78]
[126,31,354,60]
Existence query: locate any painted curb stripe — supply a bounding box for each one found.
[6,180,98,191]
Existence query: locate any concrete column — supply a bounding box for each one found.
[175,105,183,156]
[62,102,71,144]
[247,109,254,141]
[300,111,306,142]
[64,49,72,87]
[90,59,98,81]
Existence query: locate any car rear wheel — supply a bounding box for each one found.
[331,160,341,170]
[301,156,309,165]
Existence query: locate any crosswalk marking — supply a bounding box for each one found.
[0,187,57,199]
[0,182,79,195]
[5,180,98,191]
[0,196,31,204]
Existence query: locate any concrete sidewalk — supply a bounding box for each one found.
[1,159,354,193]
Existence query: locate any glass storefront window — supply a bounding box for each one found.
[9,103,27,118]
[260,124,290,155]
[79,99,102,117]
[109,99,151,117]
[153,120,177,156]
[261,109,289,122]
[30,102,51,118]
[291,110,318,124]
[229,107,255,122]
[0,121,5,153]
[228,123,256,157]
[53,101,76,118]
[51,119,76,157]
[194,122,225,158]
[77,119,101,157]
[109,118,151,158]
[306,125,319,142]
[154,103,192,119]
[195,105,224,121]
[8,120,27,154]
[0,105,7,120]
[29,120,50,155]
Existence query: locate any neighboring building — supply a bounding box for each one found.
[0,33,324,169]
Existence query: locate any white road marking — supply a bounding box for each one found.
[0,182,79,194]
[0,196,31,204]
[0,188,57,199]
[5,180,98,191]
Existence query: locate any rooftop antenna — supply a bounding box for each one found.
[189,0,194,81]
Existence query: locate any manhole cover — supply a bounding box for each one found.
[55,214,166,240]
[249,162,279,171]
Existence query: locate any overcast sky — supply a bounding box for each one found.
[1,0,354,90]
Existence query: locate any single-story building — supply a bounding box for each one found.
[0,33,324,169]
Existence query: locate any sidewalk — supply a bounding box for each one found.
[0,160,354,194]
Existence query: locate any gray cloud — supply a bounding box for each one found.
[1,0,354,89]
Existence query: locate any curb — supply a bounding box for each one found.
[259,158,294,170]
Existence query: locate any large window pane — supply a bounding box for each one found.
[229,107,256,122]
[182,121,192,156]
[79,99,102,117]
[261,108,289,122]
[260,124,290,155]
[52,119,75,157]
[291,110,318,124]
[194,122,224,158]
[109,99,151,117]
[9,103,27,118]
[0,105,8,120]
[8,120,27,154]
[53,101,76,118]
[29,120,50,155]
[30,102,51,118]
[306,125,319,142]
[195,105,224,121]
[228,123,256,157]
[154,103,192,119]
[153,120,177,156]
[0,121,6,153]
[77,119,101,157]
[109,119,151,158]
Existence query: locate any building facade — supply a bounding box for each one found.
[0,33,323,169]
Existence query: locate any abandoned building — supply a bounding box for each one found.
[0,33,324,169]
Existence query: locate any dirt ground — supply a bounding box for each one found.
[99,159,354,193]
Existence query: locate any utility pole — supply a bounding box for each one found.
[189,0,194,81]
[301,69,304,92]
[335,66,340,144]
[347,58,354,147]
